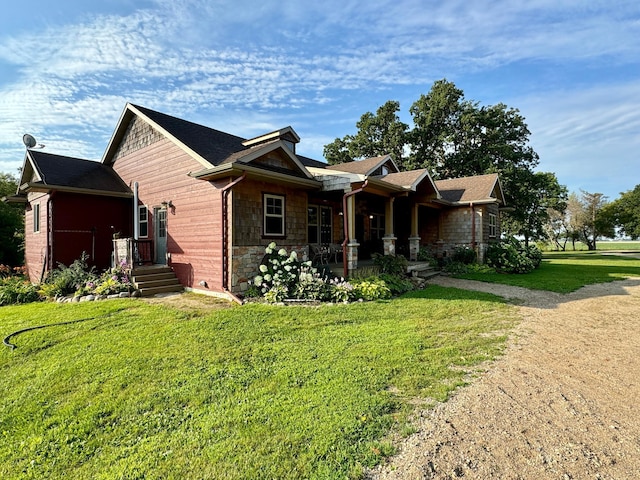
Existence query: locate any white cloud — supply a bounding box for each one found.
[0,0,639,198]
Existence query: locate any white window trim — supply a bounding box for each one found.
[263,193,285,237]
[33,203,40,233]
[489,213,497,238]
[138,205,149,238]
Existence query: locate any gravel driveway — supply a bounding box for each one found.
[368,276,640,479]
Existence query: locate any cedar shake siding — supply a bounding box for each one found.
[229,179,310,292]
[111,132,223,293]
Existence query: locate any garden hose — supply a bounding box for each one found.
[3,313,111,350]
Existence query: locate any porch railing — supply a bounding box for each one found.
[113,238,154,267]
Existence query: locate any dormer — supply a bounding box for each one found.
[242,126,301,154]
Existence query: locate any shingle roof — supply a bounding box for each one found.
[123,104,328,174]
[435,173,502,204]
[130,104,247,166]
[381,169,431,190]
[28,151,131,195]
[297,154,327,168]
[326,156,393,175]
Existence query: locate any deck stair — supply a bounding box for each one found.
[406,262,440,279]
[131,265,183,297]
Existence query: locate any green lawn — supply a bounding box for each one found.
[0,288,515,479]
[557,241,640,251]
[460,250,640,293]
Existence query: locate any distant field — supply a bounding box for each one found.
[550,241,640,251]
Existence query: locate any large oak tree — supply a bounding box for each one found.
[323,79,566,242]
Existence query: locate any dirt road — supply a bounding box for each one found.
[369,276,640,479]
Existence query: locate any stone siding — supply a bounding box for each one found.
[231,243,308,292]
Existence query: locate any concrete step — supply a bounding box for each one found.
[131,272,176,283]
[131,265,183,296]
[138,284,184,297]
[135,278,182,289]
[417,270,441,279]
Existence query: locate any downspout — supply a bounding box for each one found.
[133,182,139,241]
[40,194,53,283]
[342,179,369,279]
[470,202,476,251]
[221,173,247,303]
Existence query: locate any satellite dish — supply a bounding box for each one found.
[23,134,37,148]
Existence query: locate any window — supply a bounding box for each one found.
[33,203,40,233]
[138,205,148,238]
[308,205,332,244]
[264,194,285,237]
[308,206,319,243]
[489,213,497,238]
[370,213,385,241]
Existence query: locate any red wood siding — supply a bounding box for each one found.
[112,137,223,292]
[24,192,49,283]
[23,191,132,283]
[51,192,131,271]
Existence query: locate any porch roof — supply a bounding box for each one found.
[435,173,505,205]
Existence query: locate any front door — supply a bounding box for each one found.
[154,207,167,264]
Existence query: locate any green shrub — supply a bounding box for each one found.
[486,238,538,274]
[42,252,97,298]
[351,278,392,301]
[451,245,477,265]
[379,273,414,295]
[349,265,381,280]
[443,261,470,275]
[328,277,354,303]
[372,253,408,276]
[253,242,305,299]
[93,261,132,296]
[525,244,543,268]
[0,277,41,306]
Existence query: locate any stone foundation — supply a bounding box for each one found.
[231,244,308,293]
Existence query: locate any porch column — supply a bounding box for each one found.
[382,197,396,256]
[408,203,420,261]
[346,194,359,274]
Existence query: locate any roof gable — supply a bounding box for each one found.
[326,155,399,176]
[221,140,314,179]
[103,103,247,168]
[380,168,438,194]
[103,104,317,183]
[242,126,300,152]
[435,173,505,205]
[18,151,131,197]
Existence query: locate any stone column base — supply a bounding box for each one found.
[409,236,421,261]
[382,235,397,256]
[346,241,359,274]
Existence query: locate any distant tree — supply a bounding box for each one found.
[601,184,640,239]
[501,171,567,247]
[575,190,615,250]
[544,207,570,251]
[323,100,408,166]
[563,192,584,250]
[0,172,24,266]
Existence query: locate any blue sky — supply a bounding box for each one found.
[1,0,638,200]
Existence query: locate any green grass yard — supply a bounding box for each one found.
[0,288,515,479]
[460,251,640,293]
